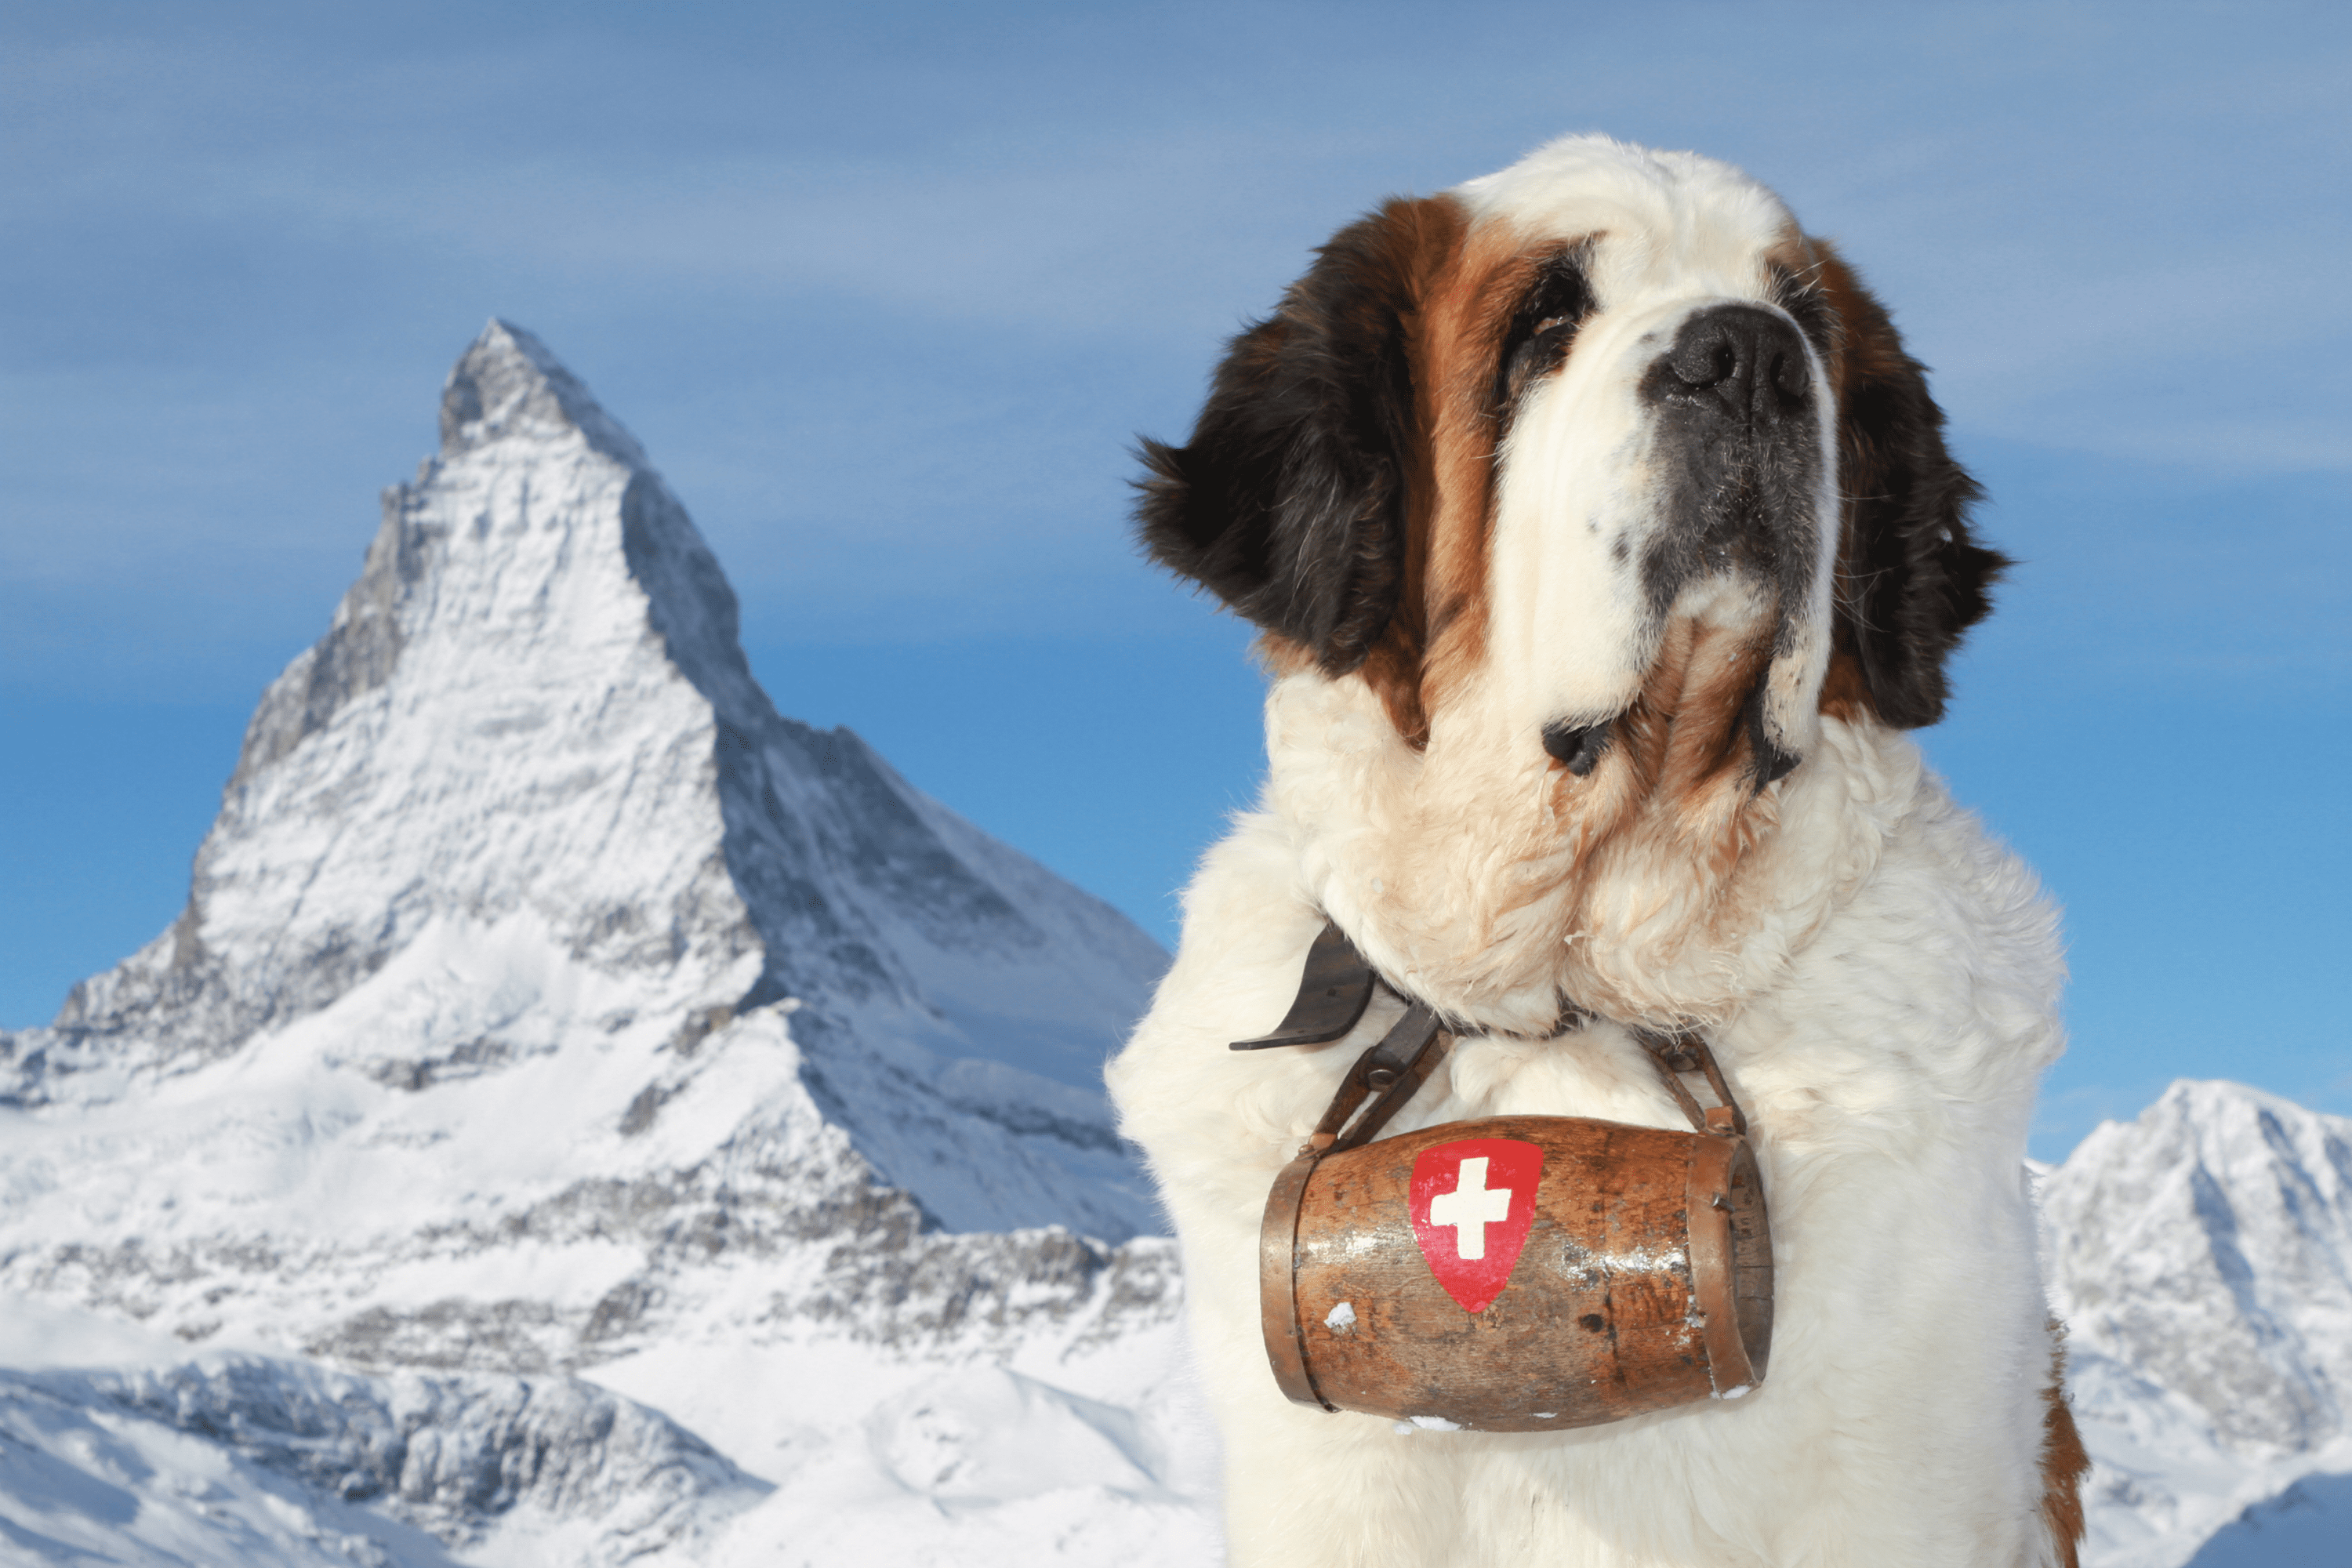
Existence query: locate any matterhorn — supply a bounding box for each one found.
[0,322,1217,1566]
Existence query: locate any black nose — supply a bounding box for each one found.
[1646,305,1811,427]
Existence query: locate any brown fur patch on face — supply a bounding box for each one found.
[1245,194,1489,746]
[1613,622,1773,806]
[1295,219,1592,750]
[2041,1322,2091,1567]
[1406,225,1565,725]
[1788,240,1892,725]
[1456,615,1780,956]
[1584,619,1779,882]
[1817,649,1875,721]
[1807,238,2000,729]
[1813,241,1911,390]
[1354,638,1432,745]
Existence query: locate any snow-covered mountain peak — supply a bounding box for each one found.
[0,321,1203,1566]
[2044,1078,2352,1566]
[21,325,770,1087]
[2049,1078,2350,1453]
[4,320,1166,1241]
[439,318,649,468]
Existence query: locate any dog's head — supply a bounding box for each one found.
[1137,136,2004,1025]
[1140,135,1999,775]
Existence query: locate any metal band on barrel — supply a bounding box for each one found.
[1686,1134,1759,1396]
[1259,1149,1334,1410]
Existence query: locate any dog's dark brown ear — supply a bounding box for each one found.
[1134,197,1459,674]
[1820,249,2009,728]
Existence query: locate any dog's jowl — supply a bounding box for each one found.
[1109,136,2084,1568]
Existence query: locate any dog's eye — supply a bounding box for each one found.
[1495,253,1595,419]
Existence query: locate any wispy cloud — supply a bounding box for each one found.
[5,0,2348,670]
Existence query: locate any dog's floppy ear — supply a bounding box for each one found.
[1134,197,1458,674]
[1818,248,2009,728]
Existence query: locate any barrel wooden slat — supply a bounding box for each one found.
[1264,1113,1773,1432]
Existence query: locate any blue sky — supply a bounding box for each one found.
[3,0,2346,1158]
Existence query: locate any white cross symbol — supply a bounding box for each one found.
[1428,1156,1515,1260]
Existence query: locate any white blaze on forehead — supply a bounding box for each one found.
[1456,136,1809,442]
[1454,135,1798,271]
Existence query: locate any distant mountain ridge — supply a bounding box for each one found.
[2042,1080,2352,1568]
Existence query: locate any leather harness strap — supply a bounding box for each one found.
[1229,920,1378,1050]
[1639,1028,1749,1137]
[1235,918,1751,1147]
[1305,1002,1450,1154]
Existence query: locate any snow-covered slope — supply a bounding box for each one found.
[0,322,1214,1566]
[1,1348,769,1566]
[0,1287,1218,1568]
[2042,1080,2352,1568]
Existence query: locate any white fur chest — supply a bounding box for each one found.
[1108,724,2067,1568]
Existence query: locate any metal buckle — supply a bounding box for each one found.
[1303,1003,1450,1154]
[1641,1029,1748,1137]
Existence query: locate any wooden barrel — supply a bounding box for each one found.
[1260,1114,1772,1432]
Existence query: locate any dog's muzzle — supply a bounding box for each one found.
[1639,303,1820,590]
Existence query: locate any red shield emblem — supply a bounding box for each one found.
[1409,1138,1543,1313]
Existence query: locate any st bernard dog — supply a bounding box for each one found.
[1107,136,2088,1566]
